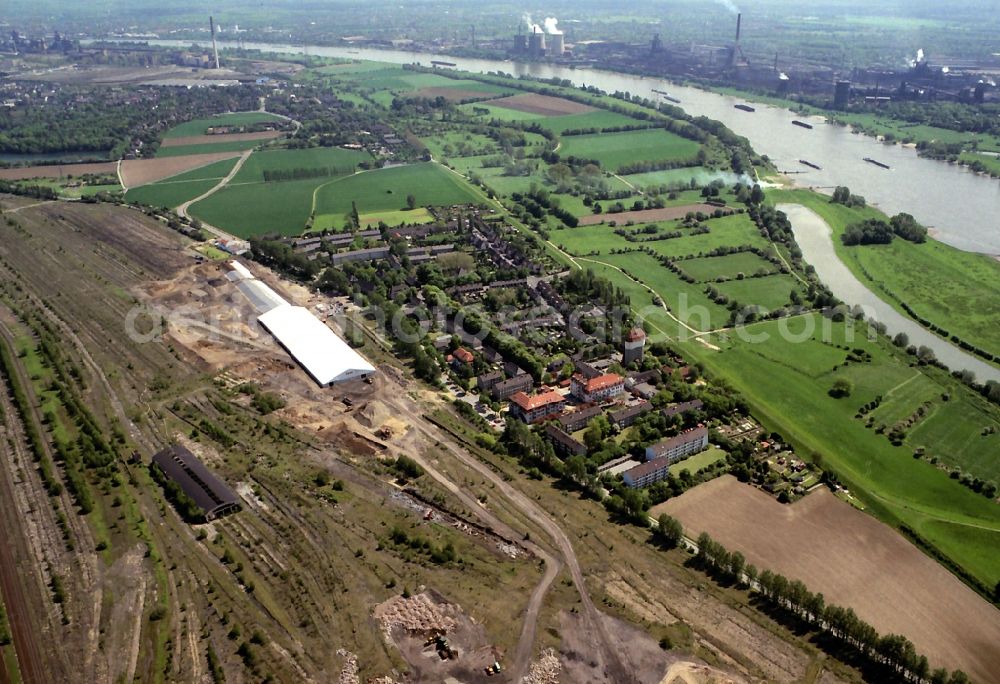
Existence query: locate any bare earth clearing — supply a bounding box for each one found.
[120,152,244,187]
[159,131,283,148]
[0,162,117,180]
[490,93,595,116]
[18,64,244,85]
[407,87,498,102]
[578,203,725,226]
[0,152,243,187]
[654,476,1000,683]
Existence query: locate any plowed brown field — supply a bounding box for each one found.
[120,151,242,187]
[653,476,1000,683]
[578,203,725,226]
[0,162,117,181]
[159,131,283,148]
[490,93,594,116]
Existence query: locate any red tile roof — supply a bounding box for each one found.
[626,327,646,342]
[510,391,564,412]
[453,347,474,364]
[584,373,623,393]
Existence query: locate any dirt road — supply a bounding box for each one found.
[176,148,253,243]
[383,391,633,682]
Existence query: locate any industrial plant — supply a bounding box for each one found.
[499,10,998,107]
[511,15,566,58]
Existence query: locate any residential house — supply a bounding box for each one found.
[508,391,566,424]
[490,374,533,401]
[644,427,709,464]
[662,399,704,418]
[609,401,653,429]
[477,370,504,394]
[545,424,587,457]
[570,373,625,404]
[557,405,604,433]
[622,458,673,488]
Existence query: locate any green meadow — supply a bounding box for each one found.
[125,158,239,208]
[312,162,485,230]
[126,179,220,209]
[680,252,779,281]
[231,147,372,183]
[769,188,1000,363]
[684,316,1000,586]
[156,138,267,158]
[190,178,320,237]
[558,128,701,170]
[162,112,284,139]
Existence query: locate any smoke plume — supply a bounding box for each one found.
[544,17,562,35]
[715,0,740,14]
[523,13,543,34]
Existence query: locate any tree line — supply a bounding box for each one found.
[261,166,354,182]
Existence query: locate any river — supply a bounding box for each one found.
[98,38,999,378]
[121,38,1000,255]
[779,204,1000,383]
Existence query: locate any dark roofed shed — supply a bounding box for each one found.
[152,445,240,521]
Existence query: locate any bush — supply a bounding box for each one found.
[828,379,853,398]
[392,455,424,479]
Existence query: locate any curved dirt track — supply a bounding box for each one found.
[384,389,633,682]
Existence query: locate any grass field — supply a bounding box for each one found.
[551,211,769,258]
[621,168,746,189]
[680,252,778,281]
[960,151,1000,176]
[683,315,1000,588]
[599,252,731,331]
[157,157,239,183]
[358,207,434,228]
[460,102,641,135]
[558,129,701,170]
[190,178,320,236]
[125,179,220,209]
[716,275,802,311]
[231,147,372,183]
[162,112,284,139]
[312,162,485,230]
[829,112,1000,150]
[669,445,727,477]
[125,158,238,209]
[768,189,1000,362]
[155,138,268,158]
[185,148,375,235]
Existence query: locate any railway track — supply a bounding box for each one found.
[0,355,51,684]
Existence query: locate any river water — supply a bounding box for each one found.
[106,39,999,378]
[779,204,1000,382]
[124,38,1000,255]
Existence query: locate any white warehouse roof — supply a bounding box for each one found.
[257,304,375,386]
[229,261,254,281]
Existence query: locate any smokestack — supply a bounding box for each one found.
[209,16,220,69]
[735,13,741,43]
